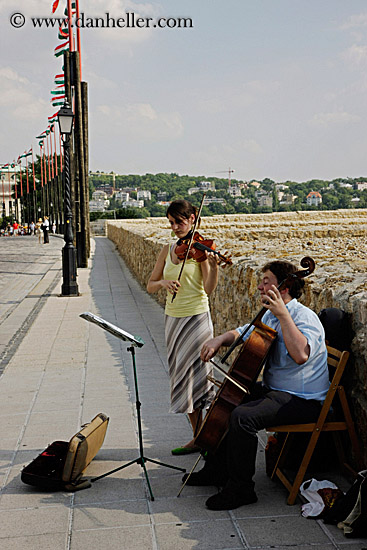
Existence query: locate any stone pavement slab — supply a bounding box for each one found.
[0,236,366,550]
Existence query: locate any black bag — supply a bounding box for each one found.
[21,413,109,491]
[318,308,354,351]
[323,470,367,538]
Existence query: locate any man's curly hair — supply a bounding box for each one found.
[262,260,305,299]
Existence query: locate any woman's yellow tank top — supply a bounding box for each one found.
[163,244,209,317]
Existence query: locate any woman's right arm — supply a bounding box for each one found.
[147,245,181,295]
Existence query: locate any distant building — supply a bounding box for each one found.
[157,201,170,206]
[249,181,261,188]
[188,187,201,195]
[355,182,367,191]
[257,194,273,207]
[137,189,151,201]
[227,186,242,197]
[92,190,108,201]
[235,197,251,204]
[89,200,107,212]
[203,197,226,206]
[306,191,322,206]
[115,191,129,202]
[95,185,114,196]
[0,164,20,218]
[280,193,297,205]
[157,191,167,201]
[122,199,144,208]
[199,181,215,191]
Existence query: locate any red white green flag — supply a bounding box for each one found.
[58,24,69,40]
[54,41,69,58]
[17,149,32,162]
[64,2,76,16]
[51,94,66,106]
[52,0,60,13]
[48,112,59,123]
[54,73,64,85]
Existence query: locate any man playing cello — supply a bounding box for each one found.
[183,259,330,511]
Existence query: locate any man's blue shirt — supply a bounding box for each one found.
[236,299,329,402]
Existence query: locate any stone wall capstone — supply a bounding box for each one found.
[107,210,367,466]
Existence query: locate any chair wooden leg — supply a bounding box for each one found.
[338,386,363,468]
[270,433,290,480]
[286,430,322,505]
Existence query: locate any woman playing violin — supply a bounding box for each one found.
[147,199,219,455]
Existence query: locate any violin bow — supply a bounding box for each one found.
[171,193,206,303]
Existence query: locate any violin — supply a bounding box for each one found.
[175,231,232,267]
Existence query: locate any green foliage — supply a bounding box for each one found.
[88,172,367,219]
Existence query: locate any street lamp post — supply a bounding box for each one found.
[58,101,79,296]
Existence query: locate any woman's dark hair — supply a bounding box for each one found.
[262,260,305,299]
[166,200,200,226]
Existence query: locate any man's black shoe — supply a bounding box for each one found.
[205,488,258,510]
[182,469,226,487]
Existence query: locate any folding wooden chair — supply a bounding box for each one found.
[266,345,363,505]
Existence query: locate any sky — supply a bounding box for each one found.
[1,0,367,183]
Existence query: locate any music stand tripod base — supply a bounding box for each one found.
[80,312,185,501]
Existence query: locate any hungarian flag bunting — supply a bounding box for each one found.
[54,41,69,58]
[48,112,59,123]
[51,89,65,95]
[51,94,66,106]
[52,0,60,13]
[54,73,65,85]
[58,25,69,40]
[64,2,76,16]
[17,149,32,162]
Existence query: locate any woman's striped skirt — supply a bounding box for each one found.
[165,311,215,414]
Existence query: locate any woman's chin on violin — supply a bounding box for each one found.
[168,212,195,241]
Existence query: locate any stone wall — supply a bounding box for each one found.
[107,210,367,465]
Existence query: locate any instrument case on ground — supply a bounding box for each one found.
[21,413,109,491]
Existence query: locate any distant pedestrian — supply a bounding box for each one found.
[9,225,14,236]
[12,221,19,236]
[42,216,50,244]
[36,219,42,243]
[52,221,56,234]
[30,221,35,235]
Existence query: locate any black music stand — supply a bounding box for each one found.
[80,312,185,501]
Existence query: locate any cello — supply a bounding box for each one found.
[194,256,315,454]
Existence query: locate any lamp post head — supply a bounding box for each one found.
[57,100,74,137]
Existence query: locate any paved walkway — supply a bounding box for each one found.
[0,236,365,550]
